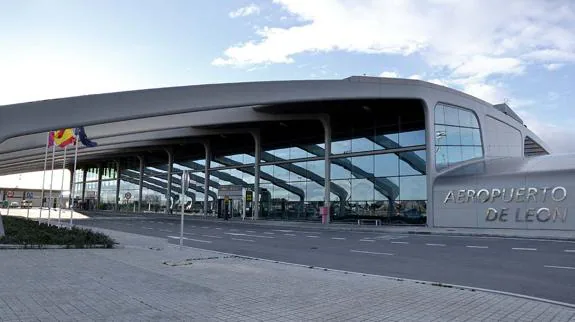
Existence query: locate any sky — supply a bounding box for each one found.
[1,0,575,188]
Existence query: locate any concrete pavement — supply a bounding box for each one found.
[76,216,575,305]
[1,227,575,321]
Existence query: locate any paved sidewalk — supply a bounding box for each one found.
[2,228,574,321]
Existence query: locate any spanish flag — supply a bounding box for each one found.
[49,128,76,148]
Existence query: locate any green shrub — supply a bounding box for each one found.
[0,216,115,248]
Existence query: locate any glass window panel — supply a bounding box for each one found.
[289,147,309,159]
[458,108,475,128]
[435,104,446,124]
[351,137,374,153]
[445,126,462,145]
[472,129,482,146]
[306,181,324,201]
[272,165,290,181]
[330,162,352,179]
[447,146,463,164]
[261,165,273,177]
[461,146,476,162]
[399,130,425,147]
[332,139,352,154]
[272,186,289,200]
[332,179,352,201]
[459,127,475,145]
[399,157,421,176]
[374,154,399,177]
[444,105,460,126]
[229,154,244,163]
[242,154,255,164]
[399,175,427,201]
[435,125,447,146]
[474,146,483,159]
[307,160,326,178]
[435,146,449,169]
[352,155,374,175]
[351,179,374,201]
[210,160,223,168]
[291,162,308,181]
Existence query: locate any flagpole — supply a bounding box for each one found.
[70,139,79,226]
[57,145,68,225]
[39,132,50,221]
[48,144,56,225]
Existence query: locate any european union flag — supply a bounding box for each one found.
[75,126,97,147]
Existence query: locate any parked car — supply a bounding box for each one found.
[20,200,33,208]
[10,201,19,208]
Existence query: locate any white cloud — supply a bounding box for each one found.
[214,0,575,81]
[229,4,261,18]
[379,71,400,78]
[545,63,565,71]
[518,111,575,153]
[408,74,423,80]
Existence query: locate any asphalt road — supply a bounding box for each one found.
[77,215,575,304]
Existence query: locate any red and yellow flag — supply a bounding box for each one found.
[51,128,76,148]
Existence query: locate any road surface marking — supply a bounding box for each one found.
[159,229,173,233]
[331,237,346,240]
[350,250,393,256]
[426,243,446,247]
[274,229,294,233]
[564,250,575,253]
[512,247,537,251]
[360,239,375,242]
[225,232,247,236]
[306,235,319,238]
[142,227,154,230]
[202,235,223,239]
[215,227,222,230]
[544,265,575,270]
[264,232,275,235]
[466,245,488,249]
[284,233,296,236]
[232,238,255,242]
[167,236,211,243]
[225,232,274,239]
[201,226,209,229]
[246,230,256,233]
[391,241,409,244]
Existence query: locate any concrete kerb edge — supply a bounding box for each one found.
[0,244,111,249]
[166,240,575,310]
[85,225,575,310]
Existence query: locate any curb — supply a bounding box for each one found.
[165,239,575,310]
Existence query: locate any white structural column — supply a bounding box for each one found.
[165,149,173,214]
[251,131,261,220]
[115,162,121,211]
[203,141,210,218]
[321,116,331,224]
[96,164,103,208]
[137,156,144,212]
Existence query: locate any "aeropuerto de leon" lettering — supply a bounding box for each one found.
[443,187,568,223]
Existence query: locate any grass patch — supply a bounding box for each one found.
[0,216,115,248]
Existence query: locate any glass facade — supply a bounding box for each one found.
[74,101,428,224]
[434,103,483,170]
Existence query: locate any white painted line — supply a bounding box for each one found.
[466,245,488,249]
[201,226,209,229]
[263,232,275,235]
[544,265,575,270]
[246,230,256,233]
[215,227,222,230]
[159,229,173,233]
[331,237,346,240]
[306,235,319,238]
[350,250,393,256]
[167,236,211,243]
[426,243,445,247]
[391,241,409,244]
[274,229,294,233]
[225,232,246,236]
[202,235,223,239]
[360,239,375,242]
[564,250,575,253]
[142,227,154,230]
[232,238,255,243]
[284,233,296,236]
[225,232,274,239]
[512,247,537,251]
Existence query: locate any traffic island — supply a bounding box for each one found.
[0,216,116,249]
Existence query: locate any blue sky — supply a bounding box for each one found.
[1,0,575,154]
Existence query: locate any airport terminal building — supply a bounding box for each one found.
[1,76,572,230]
